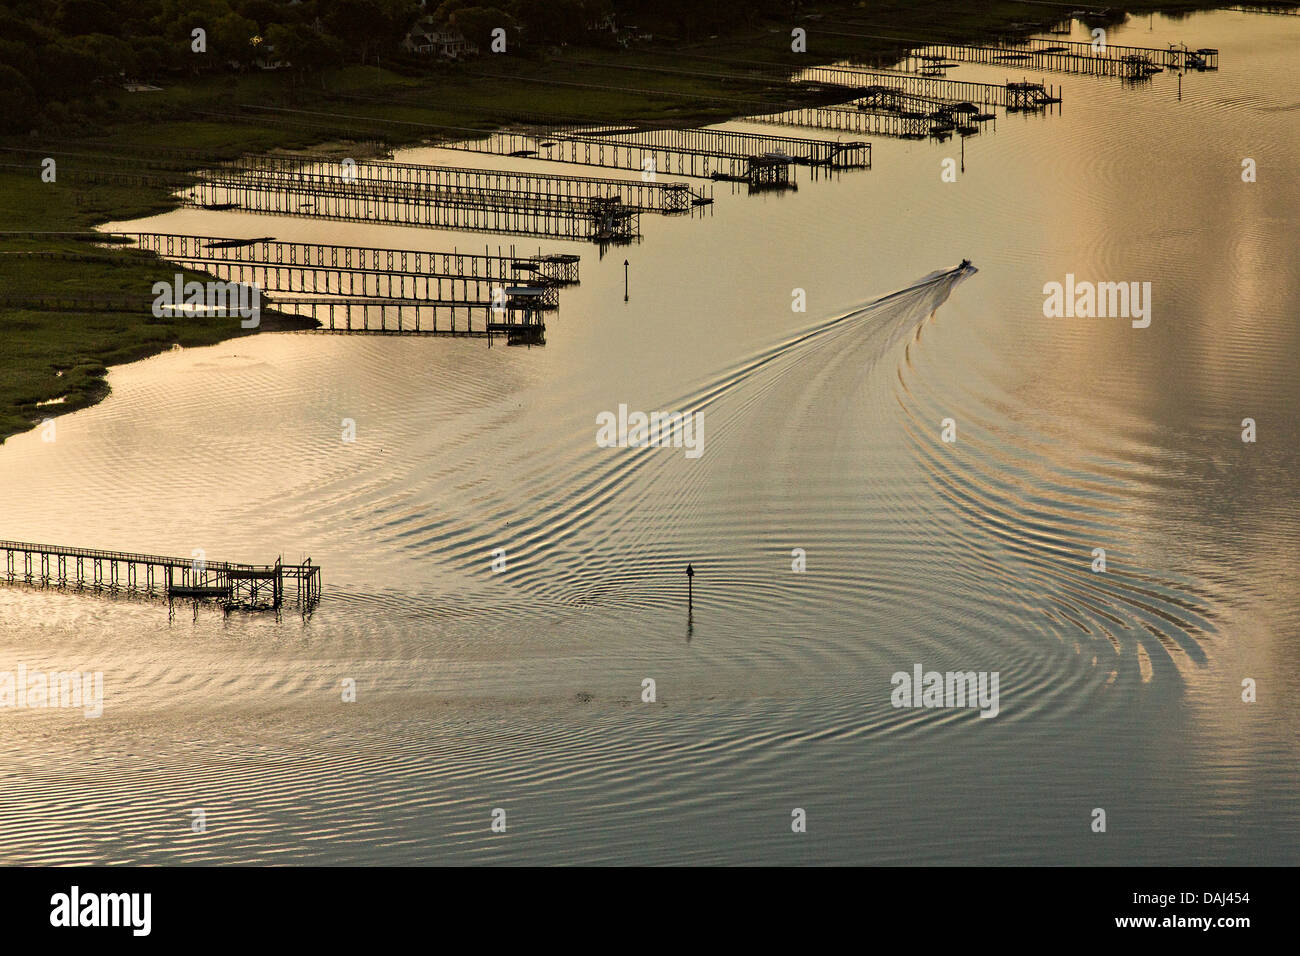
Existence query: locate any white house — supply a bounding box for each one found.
[403,17,479,59]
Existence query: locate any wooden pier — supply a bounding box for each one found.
[215,103,866,189]
[101,233,573,342]
[271,294,548,340]
[551,126,869,169]
[750,85,994,140]
[796,65,1060,109]
[450,128,781,187]
[6,150,642,244]
[447,124,867,187]
[220,154,710,213]
[0,539,321,613]
[903,38,1218,78]
[6,145,707,215]
[116,234,563,309]
[7,232,580,343]
[1229,4,1300,14]
[118,232,580,286]
[0,291,550,342]
[853,87,980,115]
[793,17,1218,77]
[185,174,641,244]
[743,102,934,140]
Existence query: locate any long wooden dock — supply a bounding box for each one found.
[803,19,1219,77]
[11,231,576,342]
[141,252,559,307]
[741,103,933,139]
[185,174,641,243]
[795,65,1060,109]
[4,145,708,215]
[117,234,564,309]
[0,292,548,342]
[1230,3,1300,14]
[220,154,711,213]
[4,149,643,244]
[271,294,549,340]
[449,128,788,187]
[220,102,865,189]
[456,125,867,188]
[0,539,321,613]
[555,126,869,169]
[118,232,581,286]
[747,85,995,140]
[904,38,1218,78]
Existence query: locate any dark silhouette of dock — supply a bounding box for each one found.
[1229,3,1300,14]
[799,18,1218,77]
[796,65,1060,109]
[1,539,321,613]
[268,295,549,341]
[2,145,708,215]
[217,104,867,189]
[121,232,571,341]
[118,232,569,308]
[119,232,580,286]
[221,154,709,214]
[1,148,644,244]
[1,232,575,343]
[749,87,996,141]
[901,37,1217,78]
[187,174,640,243]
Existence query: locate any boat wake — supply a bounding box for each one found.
[388,264,978,608]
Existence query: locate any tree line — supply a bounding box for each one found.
[0,0,807,132]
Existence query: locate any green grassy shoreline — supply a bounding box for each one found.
[0,0,1227,443]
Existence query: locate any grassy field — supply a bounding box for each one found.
[0,171,316,439]
[0,0,1228,443]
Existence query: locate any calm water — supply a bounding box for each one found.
[1,10,1297,864]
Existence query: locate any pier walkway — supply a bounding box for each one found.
[796,65,1060,109]
[221,154,708,213]
[902,37,1218,78]
[117,234,566,309]
[186,174,641,243]
[0,539,321,612]
[118,233,581,286]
